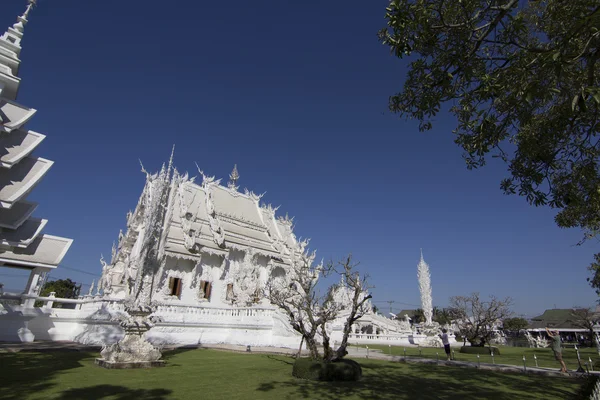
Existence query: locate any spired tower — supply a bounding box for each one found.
[0,1,73,305]
[417,249,433,325]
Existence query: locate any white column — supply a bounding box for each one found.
[21,267,49,307]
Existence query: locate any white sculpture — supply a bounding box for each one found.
[97,150,176,368]
[524,331,549,348]
[489,330,507,346]
[417,249,433,326]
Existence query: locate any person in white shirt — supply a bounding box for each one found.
[439,328,451,360]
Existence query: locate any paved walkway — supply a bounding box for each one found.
[1,341,597,379]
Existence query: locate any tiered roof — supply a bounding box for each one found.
[163,166,300,263]
[0,1,72,270]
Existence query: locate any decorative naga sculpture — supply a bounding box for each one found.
[524,331,549,348]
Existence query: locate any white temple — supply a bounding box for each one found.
[417,249,433,325]
[0,1,73,341]
[0,3,449,348]
[98,156,305,308]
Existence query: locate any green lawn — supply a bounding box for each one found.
[364,344,600,371]
[0,349,588,400]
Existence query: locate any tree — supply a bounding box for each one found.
[570,307,599,345]
[266,246,332,360]
[502,317,529,332]
[38,278,80,308]
[412,308,425,324]
[449,292,513,346]
[328,255,373,361]
[432,307,452,325]
[265,248,371,361]
[379,1,600,279]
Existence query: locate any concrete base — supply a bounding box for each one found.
[95,358,166,369]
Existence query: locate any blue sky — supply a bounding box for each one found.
[0,0,596,317]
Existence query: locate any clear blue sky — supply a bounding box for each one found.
[1,0,596,317]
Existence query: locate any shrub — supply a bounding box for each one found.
[292,358,362,381]
[459,346,501,355]
[292,358,323,380]
[322,359,362,381]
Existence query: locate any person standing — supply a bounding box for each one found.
[440,328,451,360]
[546,327,567,373]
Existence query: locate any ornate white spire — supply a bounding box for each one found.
[228,164,240,191]
[166,144,175,180]
[12,0,36,34]
[417,249,433,325]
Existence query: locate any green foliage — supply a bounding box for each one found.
[432,307,452,325]
[36,279,80,308]
[459,346,501,355]
[502,317,529,332]
[379,0,600,280]
[587,254,600,296]
[291,358,362,381]
[412,308,424,324]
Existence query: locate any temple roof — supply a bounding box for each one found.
[0,98,36,132]
[0,156,53,208]
[0,199,37,229]
[0,234,73,269]
[165,178,298,260]
[0,129,45,168]
[0,216,46,248]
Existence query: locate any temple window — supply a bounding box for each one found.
[169,277,182,298]
[200,280,212,300]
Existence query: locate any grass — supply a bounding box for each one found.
[0,348,588,400]
[364,344,600,371]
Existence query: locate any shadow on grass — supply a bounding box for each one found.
[256,359,583,400]
[0,351,94,400]
[266,354,294,366]
[57,385,171,400]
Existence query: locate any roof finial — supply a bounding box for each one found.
[12,0,36,34]
[228,164,240,191]
[167,144,175,179]
[420,248,424,261]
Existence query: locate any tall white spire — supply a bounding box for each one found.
[0,0,38,100]
[12,0,36,34]
[417,249,433,325]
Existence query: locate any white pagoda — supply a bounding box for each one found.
[0,0,72,316]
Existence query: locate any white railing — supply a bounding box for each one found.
[590,377,600,400]
[348,333,411,342]
[155,303,274,318]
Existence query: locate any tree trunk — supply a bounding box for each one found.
[305,336,320,360]
[335,314,356,360]
[321,326,333,362]
[296,336,304,358]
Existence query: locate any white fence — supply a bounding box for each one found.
[590,377,600,400]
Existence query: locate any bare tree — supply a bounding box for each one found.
[570,307,599,345]
[449,293,513,347]
[265,246,335,360]
[266,251,372,362]
[329,255,373,361]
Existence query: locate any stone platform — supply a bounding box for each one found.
[95,358,166,369]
